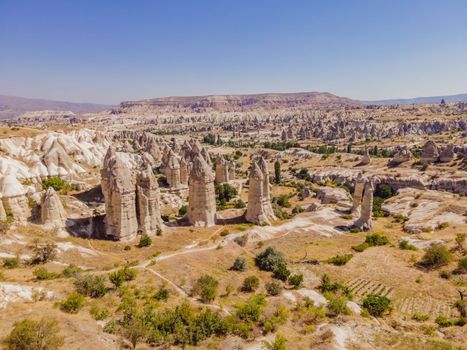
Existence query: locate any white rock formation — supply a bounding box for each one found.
[215,154,229,184]
[245,161,275,225]
[351,173,365,215]
[0,171,29,222]
[354,181,374,231]
[40,187,66,227]
[136,167,163,235]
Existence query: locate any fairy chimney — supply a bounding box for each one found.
[136,167,163,235]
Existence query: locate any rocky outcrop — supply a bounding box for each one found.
[360,146,370,165]
[390,147,413,165]
[180,158,188,185]
[136,167,163,235]
[187,154,216,227]
[0,171,29,222]
[228,161,236,180]
[101,147,138,241]
[317,186,351,205]
[166,151,181,189]
[354,181,373,231]
[439,144,455,163]
[215,154,229,184]
[257,156,276,220]
[351,173,365,215]
[245,161,276,225]
[40,187,66,227]
[420,140,439,164]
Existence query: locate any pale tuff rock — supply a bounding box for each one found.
[180,140,192,159]
[351,173,365,215]
[246,162,273,225]
[201,147,212,166]
[179,157,188,185]
[0,171,29,222]
[228,161,236,180]
[136,167,163,235]
[187,154,216,227]
[391,146,413,164]
[439,144,455,163]
[145,138,162,165]
[0,198,6,221]
[215,154,229,184]
[317,186,351,205]
[281,129,288,141]
[101,147,138,241]
[166,150,181,189]
[40,187,66,227]
[360,146,370,165]
[255,156,277,222]
[354,181,374,231]
[421,140,439,164]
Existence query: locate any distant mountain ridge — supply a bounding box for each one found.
[0,95,112,119]
[367,93,467,105]
[120,91,362,112]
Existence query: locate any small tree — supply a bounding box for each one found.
[363,294,391,317]
[241,276,260,292]
[262,334,286,350]
[60,292,85,314]
[4,317,64,350]
[30,242,57,265]
[138,234,152,248]
[265,281,283,296]
[255,246,286,272]
[192,274,219,303]
[274,160,281,184]
[231,256,248,271]
[419,243,451,269]
[74,274,107,298]
[288,274,303,289]
[273,262,290,281]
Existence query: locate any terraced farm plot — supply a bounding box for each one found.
[346,277,394,300]
[394,297,458,319]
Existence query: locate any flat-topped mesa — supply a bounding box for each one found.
[256,156,277,222]
[351,173,365,215]
[40,187,66,227]
[391,146,413,165]
[101,147,138,241]
[245,162,272,225]
[360,146,371,165]
[354,181,374,231]
[439,144,455,163]
[215,154,229,184]
[179,157,189,185]
[136,167,163,235]
[0,171,30,222]
[187,154,216,227]
[166,150,181,189]
[420,140,440,164]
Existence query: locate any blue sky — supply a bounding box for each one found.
[1,0,466,104]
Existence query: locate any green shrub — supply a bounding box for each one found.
[399,240,417,250]
[457,257,467,273]
[365,233,389,246]
[435,316,457,328]
[319,274,351,297]
[109,266,138,288]
[275,194,291,208]
[178,205,188,216]
[349,227,361,233]
[3,257,20,269]
[192,274,219,303]
[154,285,170,302]
[412,313,429,322]
[33,267,59,280]
[326,294,351,317]
[156,227,162,236]
[235,294,267,322]
[234,199,246,208]
[4,317,64,350]
[255,246,286,272]
[265,281,282,296]
[288,274,303,289]
[61,264,82,278]
[41,177,66,191]
[60,292,85,313]
[326,254,353,266]
[215,183,237,203]
[352,242,369,252]
[90,305,110,320]
[74,274,107,298]
[362,294,391,317]
[220,229,230,237]
[241,276,260,292]
[419,244,451,269]
[273,262,290,281]
[262,334,286,350]
[439,270,451,279]
[138,234,152,248]
[231,256,248,271]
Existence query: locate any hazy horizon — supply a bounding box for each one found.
[1,0,466,104]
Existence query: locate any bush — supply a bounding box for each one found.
[178,205,188,216]
[215,183,237,203]
[30,242,57,265]
[220,229,230,237]
[352,242,369,252]
[273,262,290,281]
[265,281,282,296]
[90,305,110,320]
[349,227,361,233]
[439,270,451,279]
[235,294,267,322]
[418,244,451,269]
[138,234,152,248]
[255,246,286,272]
[33,267,59,280]
[60,292,85,313]
[234,199,246,208]
[241,276,260,292]
[192,274,219,303]
[41,177,66,192]
[109,266,138,288]
[154,285,170,302]
[231,256,248,271]
[74,274,107,298]
[288,274,303,289]
[362,294,391,317]
[365,233,389,246]
[4,317,64,350]
[457,257,467,273]
[326,254,353,266]
[399,240,417,250]
[3,257,20,269]
[262,334,286,350]
[326,294,351,317]
[319,274,351,296]
[275,195,291,208]
[61,264,82,278]
[412,313,429,322]
[435,316,457,328]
